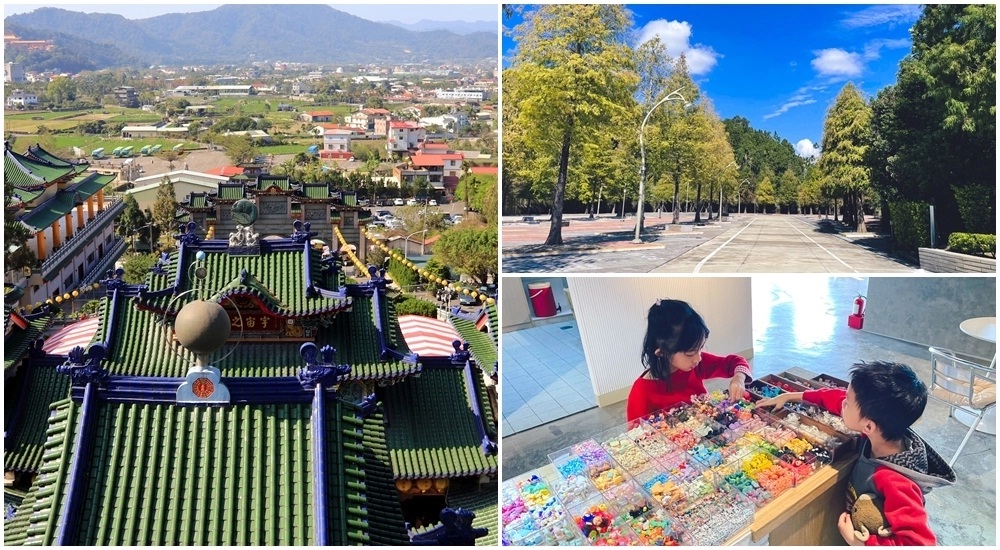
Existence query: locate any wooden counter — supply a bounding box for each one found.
[747,455,855,545]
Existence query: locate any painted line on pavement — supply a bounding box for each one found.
[785,218,857,272]
[693,218,758,273]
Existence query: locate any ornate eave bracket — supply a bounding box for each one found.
[297,343,352,390]
[57,344,109,387]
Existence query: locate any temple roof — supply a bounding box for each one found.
[4,357,69,474]
[4,311,52,374]
[3,148,75,189]
[449,316,497,372]
[381,369,498,479]
[25,144,87,174]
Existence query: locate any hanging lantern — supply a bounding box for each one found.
[55,296,63,303]
[487,298,496,305]
[72,290,80,298]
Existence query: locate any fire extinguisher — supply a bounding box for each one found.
[853,295,866,316]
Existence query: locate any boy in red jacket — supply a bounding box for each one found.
[758,361,955,546]
[626,299,752,422]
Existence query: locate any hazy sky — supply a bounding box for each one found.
[3,2,499,23]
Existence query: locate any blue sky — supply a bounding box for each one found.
[3,2,498,24]
[503,4,922,158]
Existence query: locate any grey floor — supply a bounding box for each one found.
[501,276,996,546]
[501,318,595,435]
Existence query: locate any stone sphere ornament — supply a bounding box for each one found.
[174,299,231,355]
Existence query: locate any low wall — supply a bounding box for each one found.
[918,247,996,273]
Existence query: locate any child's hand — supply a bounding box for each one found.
[838,512,864,546]
[755,394,789,410]
[728,375,747,401]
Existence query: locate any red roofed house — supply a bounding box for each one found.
[469,166,498,176]
[300,110,334,123]
[321,129,356,159]
[312,124,365,137]
[204,165,245,178]
[386,120,426,154]
[394,152,464,196]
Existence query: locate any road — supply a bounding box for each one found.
[502,214,918,274]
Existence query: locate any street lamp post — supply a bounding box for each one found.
[737,179,751,216]
[403,229,427,259]
[135,222,155,253]
[634,88,692,243]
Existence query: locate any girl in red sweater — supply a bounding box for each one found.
[625,299,752,422]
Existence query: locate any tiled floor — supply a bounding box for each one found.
[501,318,595,435]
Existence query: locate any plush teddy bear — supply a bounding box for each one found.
[851,493,892,542]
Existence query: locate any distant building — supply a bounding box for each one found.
[5,62,25,83]
[291,80,312,95]
[435,88,487,101]
[170,85,255,97]
[6,90,38,108]
[300,110,334,123]
[386,120,426,154]
[121,125,190,139]
[346,108,390,134]
[113,86,139,108]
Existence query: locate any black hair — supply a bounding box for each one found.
[641,299,709,381]
[848,361,928,441]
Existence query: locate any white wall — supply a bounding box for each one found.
[568,277,754,406]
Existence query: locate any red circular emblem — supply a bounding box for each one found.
[192,377,215,398]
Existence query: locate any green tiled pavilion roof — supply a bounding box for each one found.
[326,400,373,544]
[381,369,498,479]
[217,184,245,200]
[11,186,45,204]
[447,480,499,546]
[4,360,72,473]
[303,184,330,199]
[318,296,418,380]
[68,171,115,199]
[20,191,80,230]
[137,248,349,317]
[4,148,76,187]
[257,175,292,192]
[3,398,79,546]
[342,194,358,207]
[449,316,497,372]
[360,411,412,545]
[70,402,315,545]
[27,144,87,174]
[485,305,498,345]
[4,314,52,372]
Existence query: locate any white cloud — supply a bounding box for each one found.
[811,48,863,78]
[841,5,921,29]
[795,139,821,159]
[862,38,911,60]
[763,98,817,120]
[636,19,720,75]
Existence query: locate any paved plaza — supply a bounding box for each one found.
[502,213,919,273]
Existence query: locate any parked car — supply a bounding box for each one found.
[393,198,405,206]
[375,210,393,220]
[385,219,405,230]
[428,199,438,206]
[458,293,478,306]
[406,198,419,206]
[358,199,370,207]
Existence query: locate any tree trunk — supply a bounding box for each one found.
[693,183,703,223]
[671,171,681,225]
[545,121,573,245]
[856,191,867,233]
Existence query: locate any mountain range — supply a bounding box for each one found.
[4,5,498,67]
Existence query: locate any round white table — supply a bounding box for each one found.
[955,317,996,434]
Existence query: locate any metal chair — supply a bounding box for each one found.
[927,347,997,466]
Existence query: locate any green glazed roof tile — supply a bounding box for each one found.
[216,184,245,200]
[73,402,314,545]
[4,314,52,372]
[5,148,76,186]
[4,359,72,473]
[4,398,79,546]
[360,410,411,545]
[449,316,497,371]
[381,369,498,479]
[26,144,87,174]
[303,184,329,199]
[257,175,292,192]
[446,479,498,546]
[68,172,115,199]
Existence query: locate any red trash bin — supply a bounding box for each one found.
[527,282,558,318]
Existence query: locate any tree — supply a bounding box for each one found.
[755,171,777,213]
[865,4,995,238]
[817,83,872,231]
[215,135,257,165]
[151,177,179,250]
[4,181,36,273]
[505,4,637,244]
[46,76,76,106]
[432,225,497,285]
[777,168,801,214]
[122,253,158,284]
[116,194,147,251]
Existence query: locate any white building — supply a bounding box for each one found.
[323,129,354,154]
[5,62,25,83]
[6,90,38,108]
[435,88,487,101]
[127,170,229,211]
[419,112,470,131]
[386,121,426,154]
